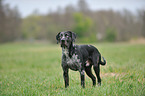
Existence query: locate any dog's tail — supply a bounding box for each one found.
[100,56,106,66]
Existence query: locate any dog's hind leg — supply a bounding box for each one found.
[85,65,96,86]
[93,55,101,86]
[93,65,101,86]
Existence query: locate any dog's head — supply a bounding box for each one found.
[56,31,76,48]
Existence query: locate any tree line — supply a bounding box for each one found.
[0,0,21,42]
[0,0,145,43]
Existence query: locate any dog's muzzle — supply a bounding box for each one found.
[61,39,67,47]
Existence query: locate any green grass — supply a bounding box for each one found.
[0,43,145,96]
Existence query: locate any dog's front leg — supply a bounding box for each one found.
[80,70,85,88]
[63,68,69,88]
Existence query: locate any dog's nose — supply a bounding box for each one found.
[61,37,65,41]
[61,40,65,43]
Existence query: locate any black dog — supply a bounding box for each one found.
[56,31,106,88]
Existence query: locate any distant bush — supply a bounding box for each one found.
[73,13,93,38]
[105,27,117,42]
[79,34,97,43]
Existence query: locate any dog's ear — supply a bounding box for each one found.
[72,32,77,42]
[56,32,61,44]
[68,31,76,42]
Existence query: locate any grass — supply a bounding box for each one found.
[0,42,145,96]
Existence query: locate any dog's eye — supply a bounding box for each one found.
[65,34,68,37]
[60,34,63,37]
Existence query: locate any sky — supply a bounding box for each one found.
[4,0,145,18]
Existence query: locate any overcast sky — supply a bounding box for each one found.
[4,0,145,17]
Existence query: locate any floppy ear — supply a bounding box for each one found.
[68,31,76,42]
[56,32,61,44]
[72,32,76,42]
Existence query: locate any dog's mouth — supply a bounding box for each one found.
[61,40,68,48]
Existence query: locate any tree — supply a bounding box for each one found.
[105,27,117,42]
[73,13,93,38]
[142,10,145,37]
[78,0,89,13]
[0,0,21,43]
[0,0,5,42]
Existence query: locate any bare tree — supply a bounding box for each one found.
[142,10,145,37]
[78,0,89,13]
[0,0,5,42]
[0,1,21,43]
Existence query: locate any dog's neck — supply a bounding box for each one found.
[62,42,75,58]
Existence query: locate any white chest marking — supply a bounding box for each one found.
[62,48,81,71]
[66,54,80,64]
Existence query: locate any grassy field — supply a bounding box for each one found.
[0,43,145,96]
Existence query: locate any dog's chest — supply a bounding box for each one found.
[62,48,81,71]
[66,54,80,64]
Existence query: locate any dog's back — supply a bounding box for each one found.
[76,45,105,65]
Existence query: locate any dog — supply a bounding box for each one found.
[56,31,106,88]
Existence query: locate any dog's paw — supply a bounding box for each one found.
[98,82,101,86]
